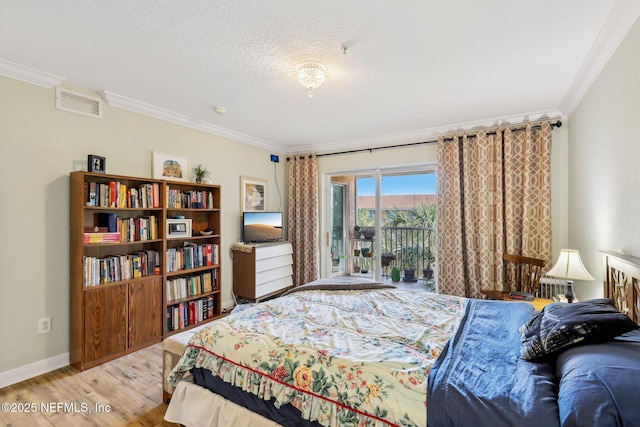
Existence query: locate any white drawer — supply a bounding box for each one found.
[256,276,294,298]
[256,264,293,286]
[255,242,293,260]
[256,254,293,273]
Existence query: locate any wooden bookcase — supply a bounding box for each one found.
[69,171,222,370]
[163,180,222,337]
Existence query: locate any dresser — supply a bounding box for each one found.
[232,242,293,301]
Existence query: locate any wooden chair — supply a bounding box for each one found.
[502,253,546,295]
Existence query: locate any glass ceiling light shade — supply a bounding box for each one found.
[546,249,595,303]
[297,62,326,97]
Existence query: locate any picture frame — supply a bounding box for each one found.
[241,176,267,212]
[88,154,106,174]
[152,151,190,182]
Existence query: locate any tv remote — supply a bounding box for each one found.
[509,291,535,301]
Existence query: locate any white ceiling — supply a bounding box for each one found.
[1,1,639,154]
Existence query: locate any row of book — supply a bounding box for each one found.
[84,215,159,244]
[83,250,160,286]
[166,187,215,209]
[166,243,219,272]
[167,296,217,332]
[167,270,218,302]
[86,181,161,209]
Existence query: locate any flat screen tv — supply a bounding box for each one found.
[242,212,283,243]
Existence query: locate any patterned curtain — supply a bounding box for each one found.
[437,122,552,298]
[287,154,320,286]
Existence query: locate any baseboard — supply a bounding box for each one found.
[0,352,70,389]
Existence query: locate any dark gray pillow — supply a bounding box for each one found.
[519,298,639,360]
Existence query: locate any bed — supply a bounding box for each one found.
[165,251,640,427]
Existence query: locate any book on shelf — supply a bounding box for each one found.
[98,212,118,232]
[87,182,97,206]
[166,295,217,332]
[83,232,121,244]
[85,181,162,208]
[149,215,157,240]
[84,215,158,244]
[166,243,217,272]
[202,271,213,293]
[83,226,108,233]
[166,271,215,301]
[83,250,160,286]
[166,186,215,209]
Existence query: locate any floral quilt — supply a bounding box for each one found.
[167,286,466,427]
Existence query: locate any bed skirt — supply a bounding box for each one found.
[165,378,282,427]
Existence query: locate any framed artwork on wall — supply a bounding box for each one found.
[152,151,190,182]
[241,176,267,212]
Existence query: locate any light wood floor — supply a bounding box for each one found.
[0,343,179,427]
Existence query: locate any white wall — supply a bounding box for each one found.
[0,76,286,380]
[567,17,640,301]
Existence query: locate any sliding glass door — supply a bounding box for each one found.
[326,167,436,283]
[378,171,436,285]
[329,182,347,277]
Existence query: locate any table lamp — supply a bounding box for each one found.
[545,249,594,303]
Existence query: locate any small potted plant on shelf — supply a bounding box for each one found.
[192,164,211,183]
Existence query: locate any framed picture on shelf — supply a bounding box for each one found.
[240,176,267,212]
[152,151,190,182]
[88,154,106,173]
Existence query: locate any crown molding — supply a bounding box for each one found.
[560,0,640,116]
[291,110,564,155]
[0,58,64,88]
[99,90,285,153]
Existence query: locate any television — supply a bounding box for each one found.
[242,212,283,243]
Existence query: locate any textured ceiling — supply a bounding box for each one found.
[1,1,638,153]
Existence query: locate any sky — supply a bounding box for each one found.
[357,173,436,196]
[244,211,282,226]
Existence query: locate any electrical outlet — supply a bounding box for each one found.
[270,154,279,163]
[39,317,51,334]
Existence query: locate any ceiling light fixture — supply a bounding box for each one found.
[297,62,326,98]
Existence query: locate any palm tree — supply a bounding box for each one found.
[410,202,436,229]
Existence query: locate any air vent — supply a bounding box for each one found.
[56,87,103,119]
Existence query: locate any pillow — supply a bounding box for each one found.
[519,298,639,360]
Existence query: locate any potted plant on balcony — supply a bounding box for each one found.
[401,245,418,282]
[422,247,435,280]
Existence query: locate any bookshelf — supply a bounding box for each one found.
[69,171,222,370]
[163,181,221,337]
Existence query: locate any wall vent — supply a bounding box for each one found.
[56,87,103,119]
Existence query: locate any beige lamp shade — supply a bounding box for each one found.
[546,249,595,281]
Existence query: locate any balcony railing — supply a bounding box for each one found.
[379,226,435,273]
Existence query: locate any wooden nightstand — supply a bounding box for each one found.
[502,295,553,311]
[480,290,553,311]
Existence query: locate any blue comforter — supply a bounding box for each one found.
[555,332,640,426]
[427,299,640,427]
[427,299,559,427]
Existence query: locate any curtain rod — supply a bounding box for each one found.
[287,120,562,160]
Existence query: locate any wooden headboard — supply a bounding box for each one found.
[601,250,640,323]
